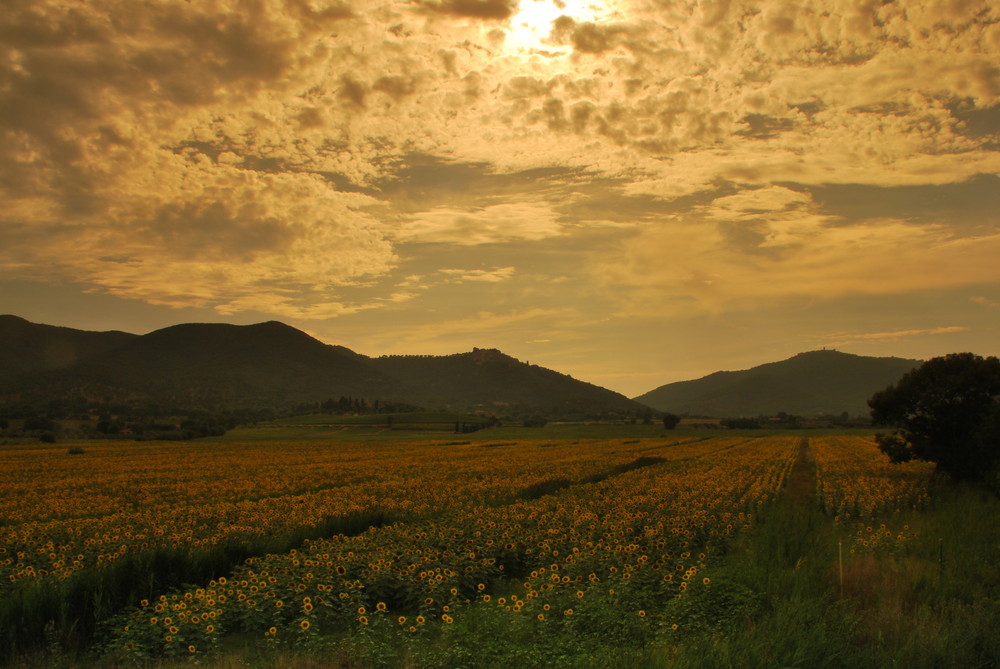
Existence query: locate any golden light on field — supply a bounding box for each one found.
[0,436,946,661]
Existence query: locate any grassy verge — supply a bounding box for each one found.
[657,483,1000,668]
[209,424,878,443]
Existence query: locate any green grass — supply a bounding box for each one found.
[653,482,1000,669]
[109,481,996,669]
[263,412,488,427]
[210,422,879,443]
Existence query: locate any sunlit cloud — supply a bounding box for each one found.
[394,203,564,245]
[597,180,1000,317]
[1,0,998,393]
[817,326,970,346]
[439,267,516,282]
[971,296,1000,309]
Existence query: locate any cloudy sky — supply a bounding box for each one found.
[2,0,999,397]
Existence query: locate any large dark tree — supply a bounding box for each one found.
[868,353,1000,480]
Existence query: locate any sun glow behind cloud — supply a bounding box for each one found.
[1,0,999,395]
[505,0,617,53]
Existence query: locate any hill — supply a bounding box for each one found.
[0,315,137,381]
[59,320,399,409]
[372,348,644,415]
[633,350,920,417]
[0,317,648,418]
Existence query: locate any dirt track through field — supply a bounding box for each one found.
[785,438,817,505]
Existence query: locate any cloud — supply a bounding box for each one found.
[0,0,406,319]
[597,184,1000,316]
[0,162,397,317]
[394,202,564,245]
[818,326,969,346]
[971,296,1000,309]
[799,175,1000,231]
[1,0,998,327]
[415,0,519,20]
[439,267,516,282]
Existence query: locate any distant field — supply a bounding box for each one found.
[1,434,996,668]
[221,417,880,442]
[262,411,488,426]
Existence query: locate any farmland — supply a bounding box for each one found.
[1,435,998,667]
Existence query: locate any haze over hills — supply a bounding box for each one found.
[633,350,921,418]
[0,316,646,417]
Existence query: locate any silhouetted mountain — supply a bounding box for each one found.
[0,315,136,381]
[633,350,920,417]
[0,317,648,417]
[60,321,399,409]
[372,348,645,415]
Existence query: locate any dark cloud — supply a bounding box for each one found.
[951,101,1000,148]
[374,154,584,211]
[717,219,774,255]
[503,76,554,99]
[0,0,349,215]
[373,74,420,99]
[555,180,738,224]
[550,16,645,54]
[736,113,795,139]
[415,0,518,20]
[146,200,294,261]
[374,153,743,230]
[338,75,369,107]
[570,101,595,133]
[794,174,1000,231]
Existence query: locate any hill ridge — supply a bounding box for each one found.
[0,316,646,417]
[633,349,920,418]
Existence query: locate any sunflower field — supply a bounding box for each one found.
[4,433,995,668]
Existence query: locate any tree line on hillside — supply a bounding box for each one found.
[292,396,424,415]
[0,395,280,442]
[715,412,869,430]
[0,409,265,442]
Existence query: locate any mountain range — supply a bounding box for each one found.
[0,315,921,418]
[633,349,920,417]
[0,315,645,417]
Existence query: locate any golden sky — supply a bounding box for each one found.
[2,0,999,396]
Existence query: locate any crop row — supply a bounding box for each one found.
[810,435,935,521]
[1,437,749,590]
[106,436,801,659]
